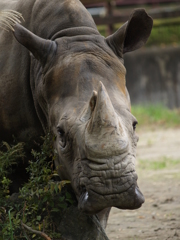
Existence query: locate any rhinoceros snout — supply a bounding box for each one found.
[77,155,144,214]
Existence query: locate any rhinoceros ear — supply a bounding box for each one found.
[106,9,153,57]
[13,23,56,66]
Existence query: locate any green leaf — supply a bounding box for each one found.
[59,196,65,202]
[43,196,48,203]
[36,216,41,221]
[51,208,60,212]
[58,203,67,209]
[65,192,71,199]
[54,184,58,194]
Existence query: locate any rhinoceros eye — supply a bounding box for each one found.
[133,121,138,131]
[57,127,66,148]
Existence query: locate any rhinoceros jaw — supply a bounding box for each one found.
[78,185,144,214]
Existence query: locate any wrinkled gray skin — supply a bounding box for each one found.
[0,0,153,228]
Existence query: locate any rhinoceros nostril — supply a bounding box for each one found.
[89,90,97,112]
[80,184,86,193]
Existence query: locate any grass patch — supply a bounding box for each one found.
[131,104,180,128]
[139,157,180,170]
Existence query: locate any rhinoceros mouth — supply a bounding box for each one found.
[77,156,144,214]
[78,183,144,214]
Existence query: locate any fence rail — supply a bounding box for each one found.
[82,0,179,6]
[93,7,180,25]
[81,0,180,35]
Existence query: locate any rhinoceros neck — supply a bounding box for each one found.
[51,27,100,40]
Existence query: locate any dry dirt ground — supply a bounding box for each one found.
[106,128,180,240]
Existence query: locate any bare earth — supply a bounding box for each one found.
[106,128,180,240]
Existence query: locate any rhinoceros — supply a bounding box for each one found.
[0,0,153,228]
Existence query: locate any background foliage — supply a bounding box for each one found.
[98,17,180,47]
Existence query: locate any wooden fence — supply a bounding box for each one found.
[81,0,180,35]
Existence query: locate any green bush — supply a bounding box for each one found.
[0,142,25,204]
[0,134,76,240]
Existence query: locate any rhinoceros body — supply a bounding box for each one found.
[0,0,152,228]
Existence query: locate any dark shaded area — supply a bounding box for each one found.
[57,205,109,240]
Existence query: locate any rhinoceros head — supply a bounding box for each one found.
[13,9,152,214]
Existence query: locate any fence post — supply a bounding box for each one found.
[105,0,114,35]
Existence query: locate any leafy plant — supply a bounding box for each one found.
[0,141,25,203]
[0,133,76,240]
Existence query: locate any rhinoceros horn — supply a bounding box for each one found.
[88,82,118,133]
[85,82,128,159]
[106,9,153,57]
[13,23,56,66]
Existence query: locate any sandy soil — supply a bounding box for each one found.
[106,128,180,240]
